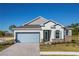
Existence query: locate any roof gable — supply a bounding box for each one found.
[41,20,65,27]
[24,16,49,26]
[54,24,65,27]
[15,16,65,29]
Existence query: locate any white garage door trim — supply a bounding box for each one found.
[16,32,40,43]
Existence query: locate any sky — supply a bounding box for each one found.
[0,3,79,31]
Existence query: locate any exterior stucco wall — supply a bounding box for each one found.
[41,22,65,42]
[51,28,64,42]
[54,25,64,39]
[42,22,55,30]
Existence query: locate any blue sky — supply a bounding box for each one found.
[0,3,79,31]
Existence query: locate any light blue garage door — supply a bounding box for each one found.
[16,32,40,43]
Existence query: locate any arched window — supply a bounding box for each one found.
[55,30,60,38]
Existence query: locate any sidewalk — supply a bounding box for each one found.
[40,51,79,55]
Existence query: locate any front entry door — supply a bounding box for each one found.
[43,30,51,42]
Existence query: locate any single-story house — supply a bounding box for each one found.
[13,16,72,43]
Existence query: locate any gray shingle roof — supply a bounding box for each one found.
[16,25,41,28]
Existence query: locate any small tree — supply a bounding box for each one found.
[0,31,5,37]
[9,25,16,32]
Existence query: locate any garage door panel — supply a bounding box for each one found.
[16,32,40,43]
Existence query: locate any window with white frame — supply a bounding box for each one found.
[55,30,60,39]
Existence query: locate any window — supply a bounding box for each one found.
[66,30,68,35]
[55,30,60,38]
[43,30,51,42]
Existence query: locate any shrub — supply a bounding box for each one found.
[52,42,57,45]
[71,40,76,43]
[75,40,79,46]
[0,40,15,45]
[4,40,14,45]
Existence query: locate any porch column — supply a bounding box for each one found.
[40,30,43,42]
[61,29,64,39]
[68,30,72,36]
[50,29,55,42]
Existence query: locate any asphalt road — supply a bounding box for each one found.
[0,43,40,56]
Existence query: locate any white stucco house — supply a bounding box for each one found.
[13,16,72,43]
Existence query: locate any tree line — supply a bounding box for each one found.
[0,25,16,37]
[67,23,79,35]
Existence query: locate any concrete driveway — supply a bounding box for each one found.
[0,43,40,56]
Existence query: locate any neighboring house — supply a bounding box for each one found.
[13,16,72,43]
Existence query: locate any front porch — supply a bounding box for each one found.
[41,30,65,43]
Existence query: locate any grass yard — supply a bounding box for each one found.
[40,43,79,51]
[0,40,14,52]
[40,35,79,51]
[0,44,11,51]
